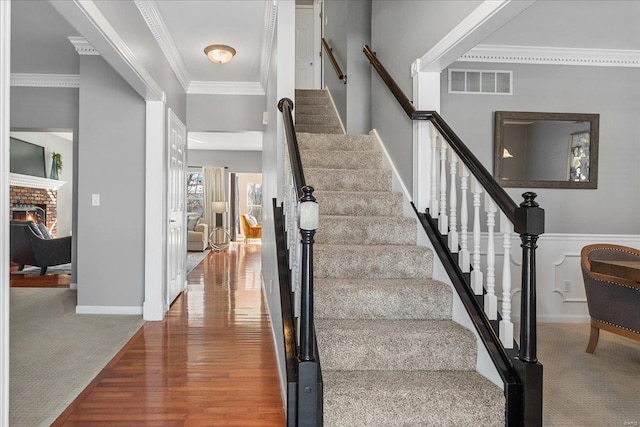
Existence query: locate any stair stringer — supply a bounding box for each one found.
[323,86,347,134]
[370,128,504,389]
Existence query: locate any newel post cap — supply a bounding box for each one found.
[514,192,545,236]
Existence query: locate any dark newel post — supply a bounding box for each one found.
[514,192,544,426]
[297,186,321,426]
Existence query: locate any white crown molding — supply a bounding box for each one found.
[68,36,99,55]
[51,1,165,102]
[188,81,265,95]
[134,0,191,91]
[414,0,535,74]
[10,73,80,88]
[260,1,278,90]
[459,44,640,67]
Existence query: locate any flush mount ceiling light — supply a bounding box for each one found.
[204,44,236,64]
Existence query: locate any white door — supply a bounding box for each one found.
[167,109,187,305]
[295,6,317,89]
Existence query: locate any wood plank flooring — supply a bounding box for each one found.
[52,244,286,426]
[10,264,71,288]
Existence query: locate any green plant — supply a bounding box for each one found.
[52,152,63,174]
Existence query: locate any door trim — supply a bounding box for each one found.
[143,101,166,321]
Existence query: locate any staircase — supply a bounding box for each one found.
[295,89,505,426]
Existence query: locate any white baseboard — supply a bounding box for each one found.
[537,315,591,324]
[324,86,346,134]
[69,282,77,290]
[76,305,143,315]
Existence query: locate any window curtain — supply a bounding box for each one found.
[203,167,225,228]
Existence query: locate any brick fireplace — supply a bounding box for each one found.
[10,185,59,236]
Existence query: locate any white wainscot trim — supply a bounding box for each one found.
[76,305,143,315]
[478,232,639,324]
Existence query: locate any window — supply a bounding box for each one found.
[247,182,262,222]
[448,69,512,95]
[187,172,204,216]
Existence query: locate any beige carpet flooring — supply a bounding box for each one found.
[10,288,144,426]
[539,323,640,426]
[8,287,639,426]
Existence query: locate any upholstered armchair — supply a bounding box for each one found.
[10,220,72,275]
[581,244,640,353]
[187,215,208,251]
[240,214,262,243]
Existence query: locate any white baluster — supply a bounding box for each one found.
[448,148,458,252]
[458,164,470,272]
[470,177,483,294]
[484,194,497,320]
[438,139,448,235]
[499,211,514,349]
[430,125,439,218]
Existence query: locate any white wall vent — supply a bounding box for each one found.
[448,69,512,95]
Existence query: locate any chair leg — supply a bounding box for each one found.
[586,323,600,354]
[40,266,48,275]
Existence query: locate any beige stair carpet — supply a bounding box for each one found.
[295,89,504,426]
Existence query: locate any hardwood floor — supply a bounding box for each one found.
[52,244,286,426]
[9,264,71,288]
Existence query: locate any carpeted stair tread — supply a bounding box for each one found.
[315,278,452,319]
[315,190,404,217]
[295,124,343,134]
[300,150,383,170]
[297,133,376,151]
[315,244,433,279]
[306,168,391,192]
[316,319,476,371]
[316,215,416,245]
[295,113,342,126]
[322,370,505,427]
[295,89,329,98]
[296,103,335,116]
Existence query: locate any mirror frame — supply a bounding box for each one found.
[494,111,600,189]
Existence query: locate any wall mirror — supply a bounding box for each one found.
[494,111,599,189]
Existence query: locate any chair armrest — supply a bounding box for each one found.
[28,235,72,267]
[195,223,208,234]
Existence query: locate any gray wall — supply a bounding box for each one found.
[370,1,482,193]
[323,0,371,135]
[92,0,186,122]
[77,56,146,308]
[441,62,640,234]
[187,150,262,174]
[187,94,266,132]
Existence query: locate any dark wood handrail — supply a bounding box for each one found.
[278,98,306,198]
[322,38,346,84]
[363,44,519,220]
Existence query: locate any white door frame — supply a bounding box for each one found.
[0,1,10,423]
[143,101,166,320]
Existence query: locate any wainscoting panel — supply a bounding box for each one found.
[480,233,640,323]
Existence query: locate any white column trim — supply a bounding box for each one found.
[0,1,10,423]
[144,101,166,321]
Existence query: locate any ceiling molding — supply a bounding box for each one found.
[51,1,165,102]
[414,0,535,74]
[188,81,265,96]
[10,73,80,88]
[68,36,100,55]
[459,45,640,67]
[134,0,191,91]
[260,1,278,90]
